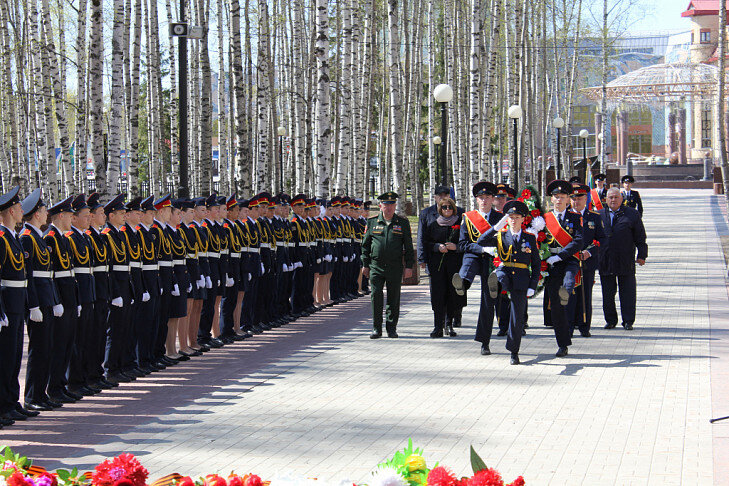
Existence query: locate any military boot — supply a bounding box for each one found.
[370,325,382,339]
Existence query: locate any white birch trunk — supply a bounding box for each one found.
[387,0,403,211]
[107,0,125,194]
[314,0,331,196]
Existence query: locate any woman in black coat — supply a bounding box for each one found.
[422,197,466,337]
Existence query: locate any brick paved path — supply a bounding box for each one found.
[2,189,728,485]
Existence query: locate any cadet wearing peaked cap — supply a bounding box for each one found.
[620,175,643,215]
[197,194,225,348]
[362,192,415,338]
[569,176,582,185]
[19,189,60,413]
[65,194,100,397]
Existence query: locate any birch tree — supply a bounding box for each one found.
[314,0,330,196]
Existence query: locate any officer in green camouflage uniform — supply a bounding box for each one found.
[361,192,415,339]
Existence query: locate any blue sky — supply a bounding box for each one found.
[630,0,693,31]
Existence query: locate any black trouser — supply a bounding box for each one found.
[105,283,132,376]
[48,306,76,397]
[137,292,158,367]
[241,277,258,330]
[474,279,499,345]
[292,267,309,313]
[0,312,24,413]
[506,290,528,354]
[545,272,573,349]
[220,283,238,336]
[567,268,595,333]
[199,279,220,340]
[428,260,463,331]
[89,300,109,384]
[68,303,94,388]
[600,273,636,326]
[24,306,54,403]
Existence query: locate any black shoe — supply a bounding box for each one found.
[496,330,507,337]
[198,343,211,352]
[251,326,264,334]
[64,390,83,401]
[604,322,617,329]
[108,372,132,383]
[370,330,382,339]
[580,330,592,337]
[446,326,457,337]
[430,329,444,338]
[3,410,27,421]
[558,286,570,306]
[452,274,465,296]
[101,378,119,388]
[25,401,52,412]
[481,344,491,356]
[624,323,634,330]
[85,384,103,394]
[119,371,137,381]
[44,398,63,408]
[153,360,169,369]
[91,381,113,390]
[521,328,526,336]
[175,354,191,361]
[0,415,14,426]
[209,338,225,348]
[453,320,462,328]
[556,346,569,357]
[510,353,520,365]
[487,272,499,299]
[231,333,246,341]
[16,404,40,417]
[129,367,147,377]
[387,330,398,338]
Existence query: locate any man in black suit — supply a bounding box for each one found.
[620,175,643,216]
[600,187,647,330]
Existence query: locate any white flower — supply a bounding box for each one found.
[529,215,545,232]
[369,467,408,486]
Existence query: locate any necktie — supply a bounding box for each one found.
[558,213,564,226]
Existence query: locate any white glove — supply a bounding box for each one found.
[316,258,321,264]
[187,283,192,293]
[29,307,43,322]
[111,297,123,307]
[0,315,7,327]
[482,246,496,256]
[295,261,303,269]
[77,305,82,317]
[546,255,561,265]
[131,299,135,305]
[205,276,213,288]
[325,255,332,262]
[527,288,535,298]
[260,263,265,274]
[172,284,180,296]
[160,287,164,295]
[226,276,234,287]
[351,254,356,260]
[197,276,205,289]
[343,256,349,262]
[494,215,509,232]
[52,304,64,317]
[142,291,151,302]
[248,274,252,281]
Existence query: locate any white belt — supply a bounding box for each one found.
[287,242,294,248]
[32,270,53,278]
[269,244,275,250]
[93,265,108,273]
[112,265,130,272]
[336,238,343,243]
[231,252,241,259]
[241,247,250,253]
[198,251,208,258]
[1,279,27,288]
[209,252,220,258]
[75,267,92,274]
[55,270,74,278]
[220,249,229,255]
[158,261,173,267]
[142,264,159,271]
[344,238,352,243]
[249,247,260,253]
[130,261,142,268]
[173,259,185,265]
[276,242,285,247]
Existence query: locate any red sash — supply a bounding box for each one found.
[590,189,603,210]
[464,210,492,235]
[544,212,574,248]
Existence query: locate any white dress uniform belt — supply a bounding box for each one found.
[249,247,260,253]
[74,267,92,274]
[173,259,186,265]
[208,252,220,258]
[158,261,173,267]
[55,270,74,278]
[112,264,130,272]
[198,251,209,258]
[220,249,230,255]
[92,265,108,273]
[142,264,159,271]
[276,242,285,247]
[1,279,27,288]
[344,238,352,243]
[130,261,142,268]
[32,270,53,278]
[230,252,241,259]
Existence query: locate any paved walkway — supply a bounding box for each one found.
[2,189,728,485]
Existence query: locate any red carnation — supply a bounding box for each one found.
[204,475,226,486]
[243,475,262,486]
[7,472,33,486]
[227,476,243,486]
[469,468,504,486]
[530,209,539,218]
[451,224,461,230]
[492,257,501,267]
[93,454,149,486]
[177,477,195,486]
[536,232,546,243]
[506,477,525,486]
[592,239,600,247]
[114,479,134,486]
[524,215,532,225]
[540,261,548,271]
[427,466,458,486]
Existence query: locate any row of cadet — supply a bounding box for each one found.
[0,187,370,427]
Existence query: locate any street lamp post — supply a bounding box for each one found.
[579,129,589,181]
[432,136,442,184]
[508,105,522,190]
[553,117,565,180]
[369,157,378,198]
[433,84,453,186]
[277,126,285,192]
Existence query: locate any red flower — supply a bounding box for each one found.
[524,215,532,226]
[242,475,262,486]
[427,466,458,486]
[592,239,600,247]
[204,475,226,486]
[114,480,134,486]
[451,224,460,230]
[530,209,539,218]
[506,477,525,486]
[492,257,501,267]
[227,476,243,486]
[536,232,546,243]
[7,472,33,486]
[93,454,149,486]
[39,474,58,486]
[177,477,195,486]
[520,189,532,200]
[540,261,548,271]
[469,468,504,486]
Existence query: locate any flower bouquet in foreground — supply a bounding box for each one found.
[0,440,524,486]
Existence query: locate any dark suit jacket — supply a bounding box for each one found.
[599,206,647,276]
[417,204,464,265]
[458,209,503,278]
[621,190,643,215]
[477,228,541,291]
[572,209,607,272]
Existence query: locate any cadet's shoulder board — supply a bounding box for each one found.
[0,230,5,237]
[202,221,208,227]
[135,225,141,231]
[47,230,56,237]
[21,229,31,237]
[101,228,111,235]
[120,226,127,232]
[224,223,229,228]
[85,229,92,235]
[64,231,73,237]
